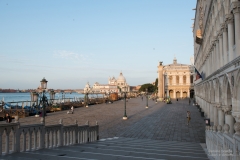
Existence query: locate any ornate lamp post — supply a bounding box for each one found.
[146,88,148,108]
[122,87,128,120]
[39,77,48,124]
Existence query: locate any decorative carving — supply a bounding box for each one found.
[217,125,222,132]
[223,124,230,134]
[234,122,240,136]
[231,2,240,14]
[226,14,234,24]
[222,105,232,114]
[232,113,240,122]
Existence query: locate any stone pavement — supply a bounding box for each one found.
[17,97,206,143]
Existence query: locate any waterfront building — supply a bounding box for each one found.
[84,72,130,94]
[157,58,194,100]
[193,0,240,158]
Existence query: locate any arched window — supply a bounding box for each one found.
[190,75,194,83]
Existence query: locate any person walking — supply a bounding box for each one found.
[71,106,74,114]
[187,111,191,125]
[5,113,12,123]
[141,96,143,101]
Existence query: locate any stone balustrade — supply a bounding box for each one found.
[0,119,99,156]
[205,124,240,159]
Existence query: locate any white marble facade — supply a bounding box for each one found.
[193,0,240,158]
[84,72,130,94]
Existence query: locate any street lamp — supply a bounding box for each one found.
[39,77,48,124]
[122,87,127,120]
[146,88,148,108]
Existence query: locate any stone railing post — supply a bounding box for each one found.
[59,119,63,147]
[15,123,20,153]
[96,121,99,140]
[0,128,4,155]
[39,121,45,149]
[75,120,78,144]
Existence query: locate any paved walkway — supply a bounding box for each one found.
[17,97,205,143]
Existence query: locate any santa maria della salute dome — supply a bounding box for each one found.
[108,72,129,91]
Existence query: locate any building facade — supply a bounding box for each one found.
[157,58,194,100]
[193,0,240,158]
[84,72,130,94]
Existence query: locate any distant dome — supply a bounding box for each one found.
[117,72,126,81]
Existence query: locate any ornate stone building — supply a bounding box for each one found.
[157,58,194,100]
[84,72,130,94]
[193,0,240,158]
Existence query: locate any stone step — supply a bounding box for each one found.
[1,137,209,160]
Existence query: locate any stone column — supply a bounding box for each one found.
[225,113,234,135]
[223,105,234,135]
[218,108,224,127]
[162,73,165,98]
[218,32,223,68]
[232,2,240,57]
[180,89,183,98]
[157,62,163,100]
[215,37,220,69]
[226,14,234,61]
[214,105,218,126]
[210,103,214,125]
[222,23,228,65]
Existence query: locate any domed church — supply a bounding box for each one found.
[108,72,130,92]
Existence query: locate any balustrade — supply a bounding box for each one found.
[0,119,99,156]
[206,122,240,159]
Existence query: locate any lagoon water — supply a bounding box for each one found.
[0,92,101,103]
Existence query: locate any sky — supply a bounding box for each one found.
[0,0,196,89]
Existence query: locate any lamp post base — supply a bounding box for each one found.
[146,106,148,108]
[86,105,89,108]
[123,116,128,120]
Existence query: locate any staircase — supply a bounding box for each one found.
[2,137,209,160]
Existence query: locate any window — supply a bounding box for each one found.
[190,75,193,83]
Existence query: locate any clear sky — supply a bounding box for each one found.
[0,0,196,89]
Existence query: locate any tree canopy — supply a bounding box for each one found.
[139,83,155,93]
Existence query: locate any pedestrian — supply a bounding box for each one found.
[5,113,12,123]
[187,111,191,125]
[71,106,74,114]
[141,96,143,101]
[177,98,178,101]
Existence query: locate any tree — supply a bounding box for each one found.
[139,83,155,93]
